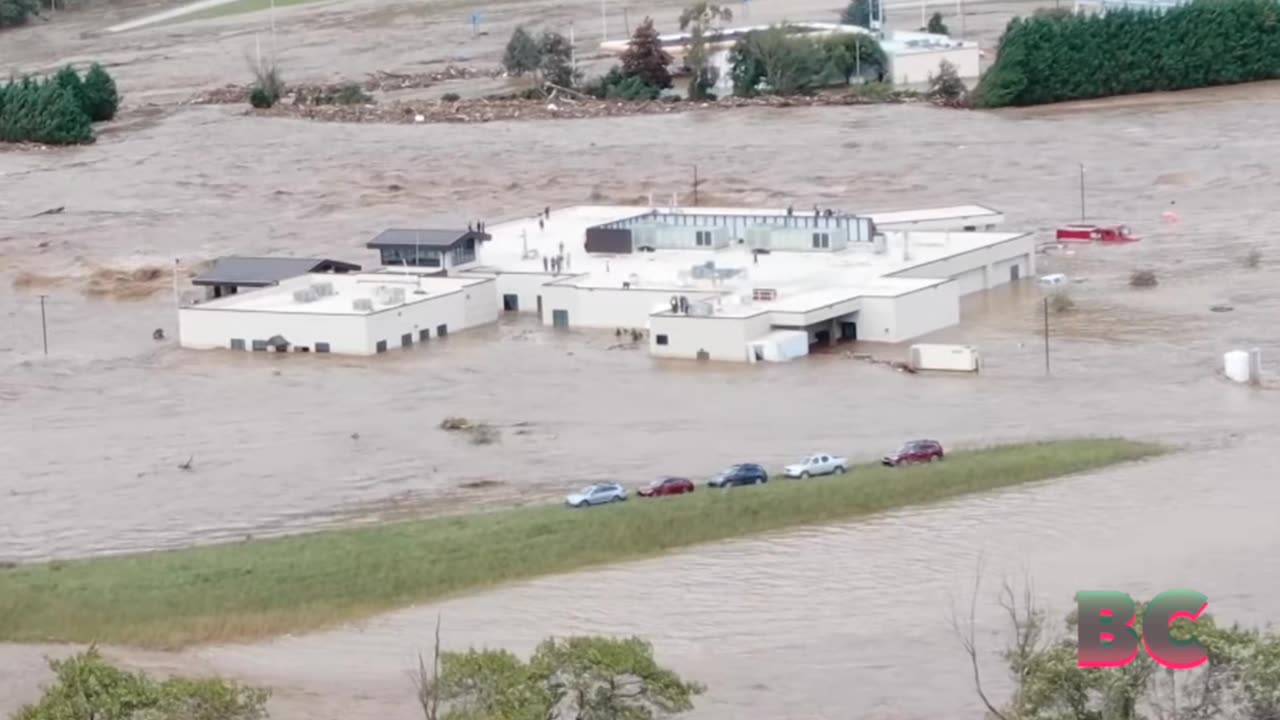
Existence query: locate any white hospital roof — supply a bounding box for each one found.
[191,271,487,315]
[465,204,1027,318]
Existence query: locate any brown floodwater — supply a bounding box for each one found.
[3,0,1280,715]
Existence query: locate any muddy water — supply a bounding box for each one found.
[5,0,1280,713]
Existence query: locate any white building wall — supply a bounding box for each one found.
[543,286,723,329]
[891,236,1036,296]
[364,291,468,350]
[889,46,981,86]
[649,311,772,362]
[885,282,960,342]
[487,272,557,318]
[462,278,499,328]
[179,308,370,354]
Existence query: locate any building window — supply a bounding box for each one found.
[450,244,476,266]
[419,329,430,342]
[656,334,669,346]
[376,340,387,353]
[812,232,831,249]
[381,247,442,268]
[437,324,448,337]
[316,342,331,353]
[230,338,245,351]
[695,230,713,247]
[752,288,777,302]
[401,333,413,348]
[251,340,268,352]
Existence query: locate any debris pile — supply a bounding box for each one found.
[251,92,923,125]
[189,66,506,106]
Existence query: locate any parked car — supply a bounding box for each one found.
[638,477,695,498]
[708,463,769,488]
[565,483,627,508]
[784,453,849,478]
[882,440,945,466]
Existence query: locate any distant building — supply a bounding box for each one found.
[178,203,1033,362]
[598,21,982,92]
[1072,0,1186,13]
[191,256,361,299]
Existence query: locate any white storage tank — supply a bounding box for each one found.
[910,343,980,372]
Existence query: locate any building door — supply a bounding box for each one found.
[840,321,858,341]
[1010,263,1021,281]
[552,309,569,328]
[536,295,543,315]
[503,294,519,311]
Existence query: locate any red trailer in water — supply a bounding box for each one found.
[1055,224,1140,244]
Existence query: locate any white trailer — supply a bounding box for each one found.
[910,343,980,372]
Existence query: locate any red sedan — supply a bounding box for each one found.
[638,477,695,497]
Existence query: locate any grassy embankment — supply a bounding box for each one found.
[0,438,1165,649]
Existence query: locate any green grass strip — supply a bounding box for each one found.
[0,438,1165,649]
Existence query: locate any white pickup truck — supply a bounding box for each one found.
[783,453,849,478]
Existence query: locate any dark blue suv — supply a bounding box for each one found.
[708,463,769,488]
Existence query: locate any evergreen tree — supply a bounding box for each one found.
[502,26,541,77]
[81,63,119,122]
[620,17,673,90]
[53,65,89,118]
[840,0,882,28]
[32,81,94,144]
[0,78,40,143]
[926,11,949,34]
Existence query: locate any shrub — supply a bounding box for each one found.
[14,648,268,720]
[840,0,880,27]
[1049,291,1075,314]
[247,60,284,109]
[1129,268,1158,288]
[440,91,461,102]
[977,0,1280,108]
[333,82,371,105]
[606,75,661,100]
[81,63,120,121]
[927,59,968,105]
[0,0,39,28]
[538,30,578,88]
[821,32,887,84]
[1243,249,1262,268]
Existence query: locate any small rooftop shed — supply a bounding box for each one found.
[367,228,490,272]
[192,256,361,298]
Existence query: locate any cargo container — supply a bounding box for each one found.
[909,343,980,372]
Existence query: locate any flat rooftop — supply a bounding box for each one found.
[466,204,1028,319]
[187,271,487,315]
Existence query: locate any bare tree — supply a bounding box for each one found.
[414,613,443,720]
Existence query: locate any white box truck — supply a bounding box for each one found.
[909,344,980,372]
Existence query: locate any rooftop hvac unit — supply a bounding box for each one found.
[310,282,334,297]
[373,286,406,305]
[292,288,318,303]
[352,298,374,312]
[689,301,715,316]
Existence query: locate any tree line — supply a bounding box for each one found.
[975,0,1280,107]
[501,3,893,102]
[0,63,120,145]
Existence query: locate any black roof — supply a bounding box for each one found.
[192,256,361,287]
[367,228,489,250]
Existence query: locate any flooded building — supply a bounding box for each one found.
[177,204,1032,361]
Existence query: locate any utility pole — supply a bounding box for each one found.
[269,0,277,56]
[693,164,699,206]
[1079,163,1086,222]
[569,22,577,78]
[39,294,48,356]
[1043,296,1051,375]
[855,35,862,80]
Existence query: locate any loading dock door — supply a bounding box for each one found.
[552,309,569,328]
[503,294,519,311]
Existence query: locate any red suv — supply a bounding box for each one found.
[638,477,695,497]
[882,440,945,466]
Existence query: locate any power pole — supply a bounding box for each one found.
[1043,296,1051,375]
[1079,163,1086,222]
[693,164,699,206]
[39,294,48,356]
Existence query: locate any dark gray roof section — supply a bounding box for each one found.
[192,256,361,287]
[367,228,489,250]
